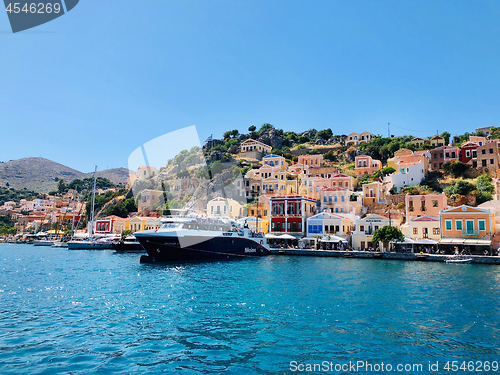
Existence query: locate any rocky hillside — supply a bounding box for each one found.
[0,157,129,193]
[89,168,130,186]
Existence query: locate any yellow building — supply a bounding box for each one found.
[409,137,429,149]
[122,216,161,232]
[262,154,288,170]
[137,189,164,212]
[401,215,441,241]
[246,195,270,233]
[207,197,243,218]
[300,176,328,200]
[136,166,158,180]
[238,216,269,234]
[351,214,392,251]
[321,187,362,215]
[429,135,445,147]
[112,218,127,234]
[362,181,384,206]
[330,174,354,190]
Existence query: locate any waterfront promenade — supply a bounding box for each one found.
[270,248,500,264]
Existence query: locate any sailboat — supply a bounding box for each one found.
[34,195,57,246]
[68,167,113,250]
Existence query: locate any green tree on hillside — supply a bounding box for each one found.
[442,161,470,178]
[475,174,494,204]
[444,180,476,196]
[440,131,451,145]
[259,123,274,132]
[316,129,333,139]
[299,135,310,144]
[359,136,415,162]
[371,166,396,179]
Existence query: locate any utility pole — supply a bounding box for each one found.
[388,123,390,138]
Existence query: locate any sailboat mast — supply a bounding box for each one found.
[89,166,97,237]
[70,189,77,238]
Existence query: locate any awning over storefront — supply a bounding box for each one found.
[265,234,281,239]
[394,237,414,244]
[439,239,465,245]
[440,238,491,246]
[278,234,297,240]
[463,239,491,246]
[320,235,348,243]
[414,238,439,245]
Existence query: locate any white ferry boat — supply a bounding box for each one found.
[135,216,269,262]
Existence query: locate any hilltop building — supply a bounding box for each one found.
[238,139,272,160]
[345,131,376,146]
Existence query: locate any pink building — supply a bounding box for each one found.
[354,155,382,177]
[405,193,448,221]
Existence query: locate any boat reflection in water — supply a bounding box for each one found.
[135,216,269,263]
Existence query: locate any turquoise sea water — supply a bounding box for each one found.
[1,244,499,374]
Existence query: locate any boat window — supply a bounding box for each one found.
[160,223,182,229]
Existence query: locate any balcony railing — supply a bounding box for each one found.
[461,230,480,236]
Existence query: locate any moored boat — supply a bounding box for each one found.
[67,237,114,250]
[34,239,55,246]
[135,216,269,262]
[51,241,68,248]
[112,236,145,252]
[445,255,473,264]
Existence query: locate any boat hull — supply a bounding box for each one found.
[136,235,269,262]
[34,241,54,246]
[67,241,113,250]
[112,241,145,252]
[445,259,472,264]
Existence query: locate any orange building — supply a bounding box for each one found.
[298,154,322,168]
[330,174,354,190]
[439,205,495,253]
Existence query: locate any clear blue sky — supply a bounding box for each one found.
[1,0,499,172]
